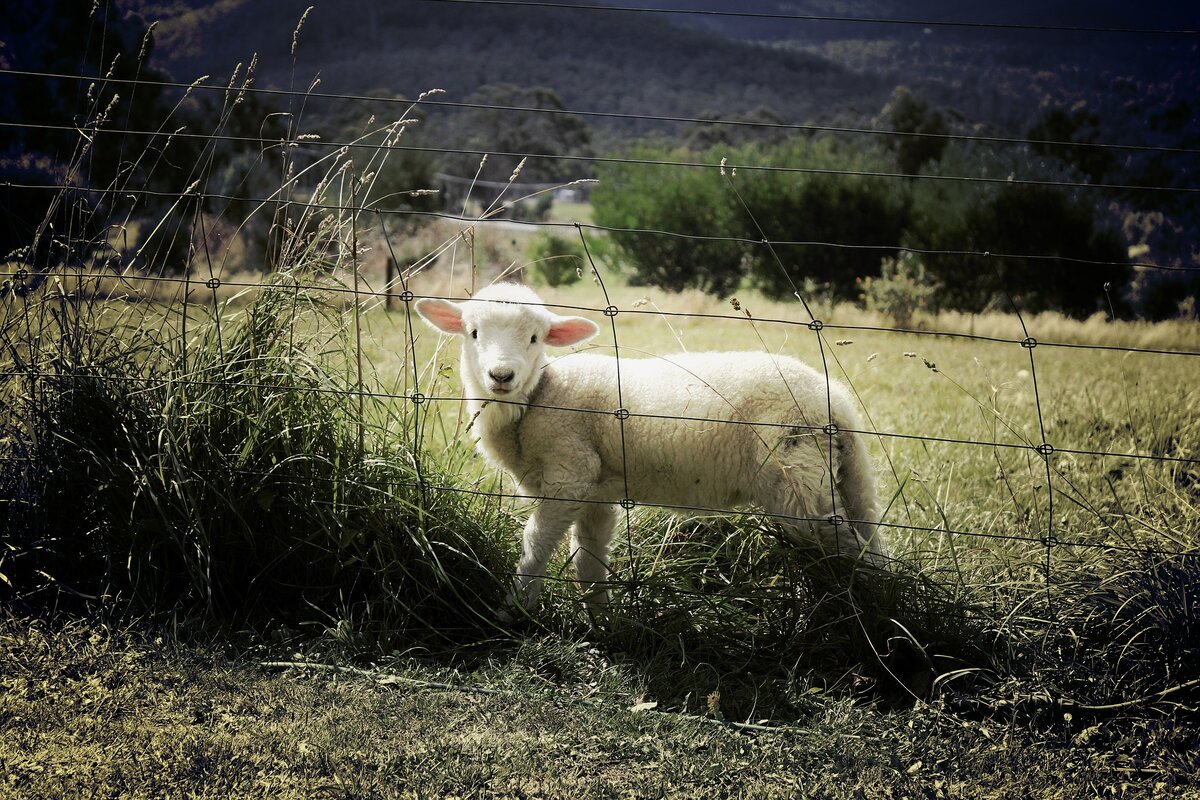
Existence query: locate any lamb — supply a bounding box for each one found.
[414,283,888,618]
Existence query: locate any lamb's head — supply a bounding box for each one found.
[415,283,598,398]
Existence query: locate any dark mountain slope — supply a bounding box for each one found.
[139,0,890,128]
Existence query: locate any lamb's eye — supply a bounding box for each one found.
[530,334,538,344]
[471,329,478,339]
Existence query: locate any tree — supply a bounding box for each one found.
[591,144,745,295]
[885,88,949,176]
[592,139,910,300]
[682,106,789,151]
[732,139,911,300]
[737,170,910,301]
[925,184,1130,317]
[1027,106,1116,184]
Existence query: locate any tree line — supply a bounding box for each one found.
[587,90,1194,320]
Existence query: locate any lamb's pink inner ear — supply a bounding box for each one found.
[414,298,465,334]
[546,316,599,347]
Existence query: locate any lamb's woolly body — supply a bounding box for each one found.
[479,352,855,510]
[416,283,886,616]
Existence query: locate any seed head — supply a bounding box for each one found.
[509,158,527,183]
[292,6,314,55]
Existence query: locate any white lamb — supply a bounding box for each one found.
[415,283,887,618]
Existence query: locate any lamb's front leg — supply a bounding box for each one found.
[502,498,585,620]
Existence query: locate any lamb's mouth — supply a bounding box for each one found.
[489,384,513,395]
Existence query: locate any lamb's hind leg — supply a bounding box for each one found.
[570,502,618,615]
[754,443,869,563]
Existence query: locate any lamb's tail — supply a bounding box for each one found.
[837,424,889,566]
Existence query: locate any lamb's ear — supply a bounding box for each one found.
[545,314,599,347]
[414,297,465,334]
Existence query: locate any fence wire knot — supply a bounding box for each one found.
[828,514,844,527]
[1021,336,1038,349]
[613,407,630,420]
[808,319,824,331]
[410,391,425,406]
[13,268,29,282]
[205,277,221,290]
[1036,442,1054,456]
[1042,534,1059,547]
[603,305,619,317]
[399,290,414,303]
[822,422,839,436]
[619,498,636,510]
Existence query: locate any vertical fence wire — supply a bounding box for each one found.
[576,224,641,611]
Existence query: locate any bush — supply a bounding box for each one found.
[592,139,910,300]
[734,140,911,300]
[525,232,584,287]
[591,144,746,295]
[857,251,940,328]
[923,183,1130,316]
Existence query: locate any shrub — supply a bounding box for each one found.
[525,232,584,287]
[909,147,1132,317]
[591,144,746,295]
[857,250,941,328]
[592,139,910,300]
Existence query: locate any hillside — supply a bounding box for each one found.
[133,0,890,131]
[603,0,1200,43]
[128,1,1198,180]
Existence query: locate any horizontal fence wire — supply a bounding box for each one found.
[4,179,1197,275]
[414,0,1200,36]
[5,269,1199,358]
[2,38,1198,619]
[0,450,1183,560]
[4,67,1200,156]
[2,117,1197,199]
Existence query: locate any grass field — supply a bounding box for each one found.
[3,205,1198,797]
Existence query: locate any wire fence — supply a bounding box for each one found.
[1,5,1198,626]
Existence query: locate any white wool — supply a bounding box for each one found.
[415,283,887,617]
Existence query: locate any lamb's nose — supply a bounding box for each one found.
[489,367,515,384]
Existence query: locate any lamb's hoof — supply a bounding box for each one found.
[581,590,612,630]
[496,601,536,626]
[583,605,611,631]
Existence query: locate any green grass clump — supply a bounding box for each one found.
[524,232,585,287]
[1,270,511,643]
